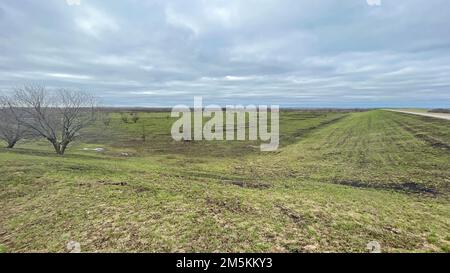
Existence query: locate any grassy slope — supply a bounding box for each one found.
[0,110,449,253]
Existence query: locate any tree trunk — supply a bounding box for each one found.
[48,139,70,155]
[6,140,17,149]
[60,142,69,155]
[51,141,64,155]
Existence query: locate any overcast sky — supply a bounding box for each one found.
[0,0,449,107]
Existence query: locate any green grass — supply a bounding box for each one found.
[0,110,449,252]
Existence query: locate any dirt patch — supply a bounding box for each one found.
[97,180,128,186]
[77,180,128,187]
[77,180,157,196]
[176,171,236,181]
[395,182,438,195]
[221,180,271,189]
[205,196,250,213]
[276,205,304,225]
[77,182,92,187]
[64,165,99,172]
[134,185,152,193]
[333,179,439,196]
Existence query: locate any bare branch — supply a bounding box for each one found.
[0,95,29,148]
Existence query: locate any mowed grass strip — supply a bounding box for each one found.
[241,110,450,194]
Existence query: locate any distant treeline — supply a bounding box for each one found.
[100,107,172,113]
[428,109,450,114]
[99,107,371,113]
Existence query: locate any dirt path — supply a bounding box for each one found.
[385,110,450,121]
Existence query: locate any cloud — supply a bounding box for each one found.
[45,73,92,80]
[74,6,119,38]
[66,0,81,6]
[367,0,381,6]
[0,0,449,107]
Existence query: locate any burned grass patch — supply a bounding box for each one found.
[333,179,439,196]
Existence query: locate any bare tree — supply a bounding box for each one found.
[0,95,28,148]
[13,85,98,155]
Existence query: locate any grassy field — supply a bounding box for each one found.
[0,110,449,253]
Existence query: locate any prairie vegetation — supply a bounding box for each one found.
[0,110,449,252]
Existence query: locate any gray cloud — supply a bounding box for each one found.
[0,0,449,107]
